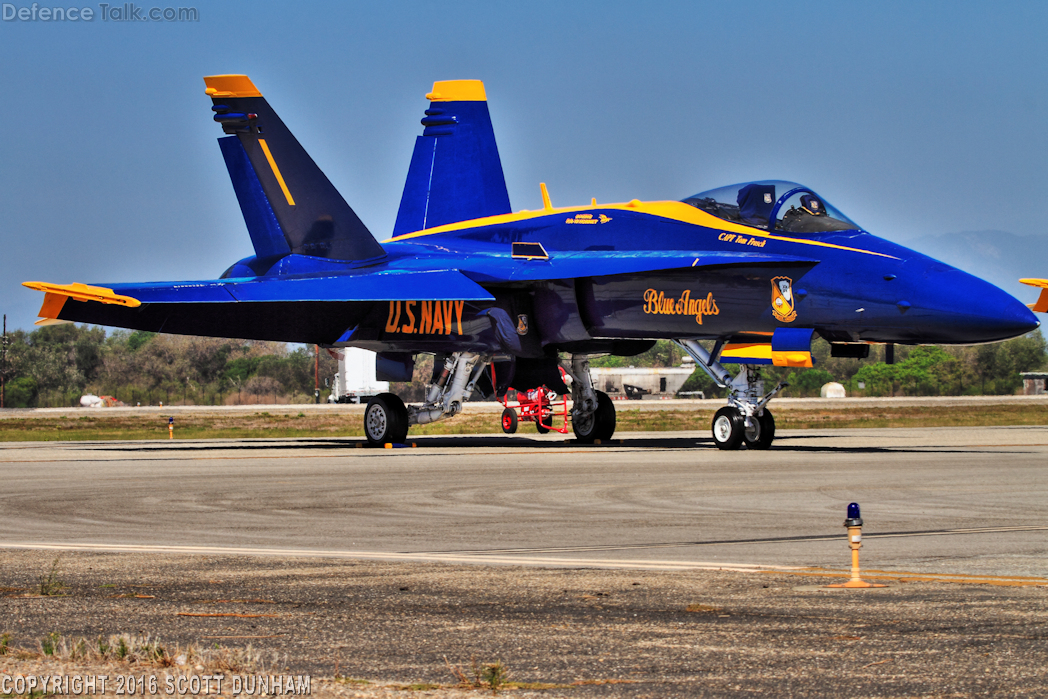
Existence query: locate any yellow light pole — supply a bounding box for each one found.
[827,502,886,589]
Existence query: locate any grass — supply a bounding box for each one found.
[3,632,267,673]
[37,557,65,596]
[445,656,512,695]
[0,404,1045,442]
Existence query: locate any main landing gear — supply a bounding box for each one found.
[561,355,616,443]
[364,352,618,447]
[363,351,491,447]
[676,340,786,450]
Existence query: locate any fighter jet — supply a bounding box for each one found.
[24,75,1040,449]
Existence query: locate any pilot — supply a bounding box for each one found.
[799,194,825,216]
[736,184,776,228]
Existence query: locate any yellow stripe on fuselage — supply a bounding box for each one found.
[383,200,899,260]
[257,139,296,206]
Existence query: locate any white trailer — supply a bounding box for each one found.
[327,348,390,403]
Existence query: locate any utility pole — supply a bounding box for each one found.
[314,344,320,403]
[1,315,9,409]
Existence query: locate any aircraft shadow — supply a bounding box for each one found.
[75,434,1026,456]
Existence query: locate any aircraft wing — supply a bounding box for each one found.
[26,269,495,307]
[23,269,496,343]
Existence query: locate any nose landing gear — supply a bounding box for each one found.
[676,340,786,450]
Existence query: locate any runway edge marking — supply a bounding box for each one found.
[0,541,801,573]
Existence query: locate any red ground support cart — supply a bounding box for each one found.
[493,365,570,434]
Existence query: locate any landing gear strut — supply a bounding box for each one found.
[363,351,490,447]
[562,355,616,443]
[676,340,786,450]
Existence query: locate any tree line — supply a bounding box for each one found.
[667,333,1047,398]
[0,324,336,408]
[0,323,1044,408]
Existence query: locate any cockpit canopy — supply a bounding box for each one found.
[682,180,860,234]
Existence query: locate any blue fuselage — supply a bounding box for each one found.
[211,201,1038,354]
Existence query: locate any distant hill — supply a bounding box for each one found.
[905,230,1048,310]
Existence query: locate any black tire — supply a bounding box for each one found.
[712,406,745,450]
[573,390,616,443]
[744,410,776,450]
[501,407,518,434]
[364,393,409,446]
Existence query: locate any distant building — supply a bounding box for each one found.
[1021,372,1048,395]
[590,362,695,400]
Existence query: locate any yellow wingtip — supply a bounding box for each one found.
[425,80,486,102]
[203,74,262,98]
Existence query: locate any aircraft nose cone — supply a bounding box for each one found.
[915,267,1039,343]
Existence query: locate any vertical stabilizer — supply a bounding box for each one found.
[393,80,511,236]
[218,136,291,259]
[205,75,385,261]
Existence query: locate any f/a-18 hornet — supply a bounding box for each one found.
[25,75,1040,449]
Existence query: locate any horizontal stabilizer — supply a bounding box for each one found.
[23,281,141,307]
[1020,278,1048,313]
[393,80,511,236]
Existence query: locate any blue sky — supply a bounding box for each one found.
[1,0,1046,331]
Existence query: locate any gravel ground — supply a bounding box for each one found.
[0,551,1045,697]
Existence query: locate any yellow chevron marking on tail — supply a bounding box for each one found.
[257,139,296,206]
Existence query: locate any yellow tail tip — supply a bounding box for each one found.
[204,74,262,98]
[425,80,486,102]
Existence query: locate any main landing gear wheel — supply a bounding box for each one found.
[573,390,616,444]
[712,406,745,450]
[744,410,775,450]
[364,392,409,447]
[501,407,518,434]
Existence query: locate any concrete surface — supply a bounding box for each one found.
[0,426,1045,578]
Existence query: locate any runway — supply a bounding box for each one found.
[1,426,1046,579]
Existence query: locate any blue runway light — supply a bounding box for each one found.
[169,417,174,424]
[844,502,863,527]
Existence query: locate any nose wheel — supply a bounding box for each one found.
[744,410,775,450]
[712,407,775,450]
